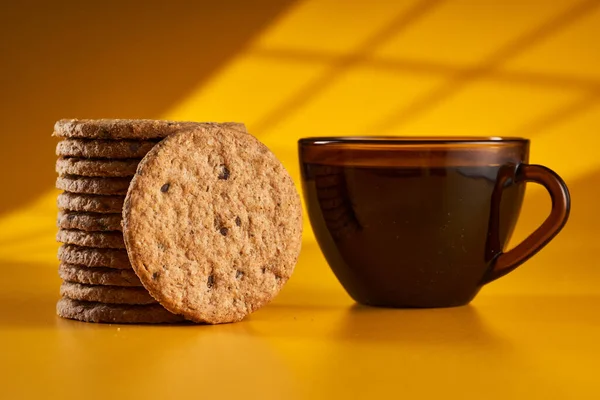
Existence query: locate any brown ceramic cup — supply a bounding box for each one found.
[299,137,570,308]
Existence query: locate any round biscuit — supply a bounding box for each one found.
[60,282,155,304]
[58,245,131,269]
[123,124,302,324]
[56,157,140,177]
[57,211,122,232]
[53,119,246,140]
[56,139,158,159]
[56,298,184,324]
[56,229,125,249]
[56,175,132,195]
[57,192,124,213]
[59,263,142,286]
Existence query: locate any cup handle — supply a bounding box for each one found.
[482,164,571,285]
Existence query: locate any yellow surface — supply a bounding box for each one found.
[1,228,600,399]
[1,0,600,398]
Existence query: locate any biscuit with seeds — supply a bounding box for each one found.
[57,229,125,249]
[123,124,302,324]
[58,245,131,269]
[59,263,142,286]
[56,139,159,159]
[57,192,124,213]
[53,119,246,140]
[56,298,184,324]
[60,282,155,304]
[56,157,140,177]
[56,175,132,195]
[57,211,122,232]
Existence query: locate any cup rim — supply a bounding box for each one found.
[298,136,529,145]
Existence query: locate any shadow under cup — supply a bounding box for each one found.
[299,137,570,308]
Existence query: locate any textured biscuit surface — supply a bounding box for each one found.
[56,139,159,159]
[56,298,184,324]
[60,282,155,304]
[57,229,125,249]
[59,263,142,286]
[56,157,140,177]
[123,124,302,324]
[56,175,132,195]
[53,119,246,140]
[58,245,131,269]
[57,192,125,213]
[57,211,122,232]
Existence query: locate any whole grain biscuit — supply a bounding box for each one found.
[59,263,142,286]
[58,245,131,269]
[123,124,302,324]
[53,119,246,140]
[56,157,140,177]
[57,192,124,213]
[57,229,125,249]
[56,139,159,159]
[56,211,122,232]
[56,175,132,195]
[57,211,122,232]
[60,282,155,304]
[56,298,184,324]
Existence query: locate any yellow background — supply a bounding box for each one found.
[1,0,599,398]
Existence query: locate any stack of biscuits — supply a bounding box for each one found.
[54,119,204,323]
[53,119,302,325]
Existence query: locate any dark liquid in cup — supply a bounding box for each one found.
[302,163,525,307]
